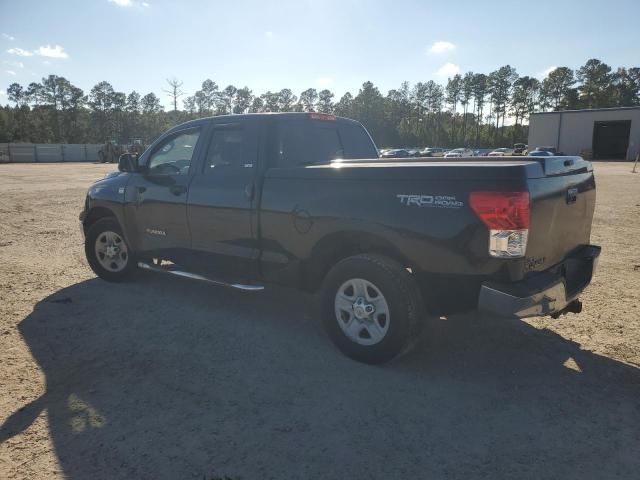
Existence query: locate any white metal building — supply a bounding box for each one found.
[528,106,640,160]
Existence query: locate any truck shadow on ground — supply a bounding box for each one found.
[2,275,640,479]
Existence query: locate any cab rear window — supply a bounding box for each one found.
[338,123,378,159]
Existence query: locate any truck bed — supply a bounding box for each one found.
[261,156,596,283]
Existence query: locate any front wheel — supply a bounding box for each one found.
[320,254,424,364]
[85,217,136,282]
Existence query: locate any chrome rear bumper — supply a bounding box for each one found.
[478,245,600,319]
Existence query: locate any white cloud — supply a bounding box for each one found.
[3,60,24,68]
[108,0,150,8]
[6,70,16,75]
[428,41,455,55]
[316,77,334,88]
[35,45,69,59]
[436,63,460,77]
[539,65,557,78]
[43,60,51,65]
[0,91,5,96]
[264,31,274,39]
[2,33,15,41]
[8,44,69,59]
[7,47,33,57]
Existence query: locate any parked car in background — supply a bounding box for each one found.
[473,149,493,157]
[513,143,528,155]
[407,149,424,157]
[539,146,566,156]
[537,146,557,154]
[421,147,447,157]
[380,149,411,158]
[529,150,554,156]
[488,148,514,157]
[444,148,475,158]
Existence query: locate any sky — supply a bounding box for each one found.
[1,0,639,109]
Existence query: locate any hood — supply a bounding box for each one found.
[87,171,130,199]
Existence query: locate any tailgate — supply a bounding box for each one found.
[525,157,596,272]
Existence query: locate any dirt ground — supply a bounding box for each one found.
[0,161,639,479]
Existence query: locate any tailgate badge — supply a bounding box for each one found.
[566,187,578,204]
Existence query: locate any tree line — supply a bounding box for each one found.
[1,58,638,148]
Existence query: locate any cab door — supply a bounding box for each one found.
[187,119,261,277]
[127,127,203,257]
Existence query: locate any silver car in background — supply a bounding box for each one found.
[444,148,475,158]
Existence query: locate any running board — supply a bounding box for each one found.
[137,262,264,291]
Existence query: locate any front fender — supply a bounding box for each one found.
[81,173,132,247]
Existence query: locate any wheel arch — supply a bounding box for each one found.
[82,206,119,235]
[303,230,412,292]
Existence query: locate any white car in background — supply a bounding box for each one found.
[488,148,514,156]
[421,147,448,157]
[444,148,475,158]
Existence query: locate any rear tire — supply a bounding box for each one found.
[85,217,136,282]
[320,254,424,365]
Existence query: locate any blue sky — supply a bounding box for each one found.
[1,0,639,108]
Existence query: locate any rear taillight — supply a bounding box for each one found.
[469,191,530,258]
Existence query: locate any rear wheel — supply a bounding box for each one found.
[85,217,135,282]
[321,254,424,364]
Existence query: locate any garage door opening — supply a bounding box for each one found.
[592,120,631,160]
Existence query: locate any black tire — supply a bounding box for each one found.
[85,217,136,282]
[320,254,424,365]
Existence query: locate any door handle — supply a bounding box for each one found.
[170,185,187,196]
[137,186,147,193]
[244,183,255,201]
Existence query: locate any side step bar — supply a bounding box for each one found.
[137,262,264,292]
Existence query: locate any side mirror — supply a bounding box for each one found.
[118,153,139,172]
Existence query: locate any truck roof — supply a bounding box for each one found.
[168,112,363,132]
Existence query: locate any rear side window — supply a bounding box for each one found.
[204,127,251,172]
[274,119,376,168]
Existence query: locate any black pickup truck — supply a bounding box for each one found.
[80,112,600,364]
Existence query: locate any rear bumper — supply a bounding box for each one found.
[478,245,601,319]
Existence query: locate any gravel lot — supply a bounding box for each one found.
[1,161,639,479]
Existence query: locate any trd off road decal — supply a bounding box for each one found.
[397,194,464,209]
